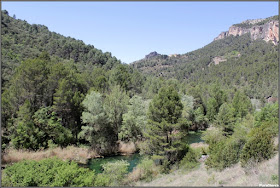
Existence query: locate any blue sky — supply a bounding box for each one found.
[2,2,278,63]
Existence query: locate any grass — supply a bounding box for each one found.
[2,141,138,165]
[137,152,279,186]
[2,146,99,165]
[118,141,136,154]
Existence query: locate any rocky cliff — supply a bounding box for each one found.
[214,16,279,45]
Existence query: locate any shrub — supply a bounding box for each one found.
[137,157,157,181]
[201,127,225,145]
[160,160,171,174]
[94,174,110,186]
[271,174,278,184]
[254,103,278,127]
[99,160,129,186]
[1,157,96,187]
[240,126,275,167]
[126,157,159,183]
[257,120,278,137]
[205,137,242,170]
[179,146,199,170]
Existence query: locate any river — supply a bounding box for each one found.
[87,131,205,173]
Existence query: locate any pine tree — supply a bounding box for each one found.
[214,103,236,134]
[144,86,187,169]
[33,106,72,147]
[232,91,252,118]
[11,100,41,150]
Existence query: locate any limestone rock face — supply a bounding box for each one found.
[214,31,229,40]
[214,18,279,45]
[263,20,279,44]
[228,26,249,36]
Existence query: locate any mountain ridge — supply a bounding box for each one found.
[214,15,278,44]
[136,15,278,62]
[131,15,279,99]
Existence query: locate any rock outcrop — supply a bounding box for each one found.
[168,54,179,58]
[212,56,227,65]
[214,17,279,45]
[145,51,160,59]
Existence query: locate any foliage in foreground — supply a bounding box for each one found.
[204,103,278,170]
[240,125,275,167]
[2,158,96,187]
[95,160,129,186]
[179,146,200,170]
[127,157,159,183]
[205,136,243,170]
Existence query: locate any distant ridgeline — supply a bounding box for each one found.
[1,10,121,87]
[131,15,279,99]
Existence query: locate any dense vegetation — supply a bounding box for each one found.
[1,10,278,187]
[2,158,96,187]
[132,22,278,99]
[1,10,121,89]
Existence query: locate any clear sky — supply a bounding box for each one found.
[2,1,278,64]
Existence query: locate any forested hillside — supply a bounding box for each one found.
[131,16,278,99]
[1,10,147,151]
[1,10,121,88]
[1,10,278,187]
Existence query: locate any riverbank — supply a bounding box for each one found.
[1,141,138,166]
[1,131,205,166]
[1,146,99,166]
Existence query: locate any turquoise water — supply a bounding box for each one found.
[87,131,203,173]
[88,153,142,173]
[186,131,205,144]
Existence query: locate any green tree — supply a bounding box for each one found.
[205,137,241,170]
[144,86,187,169]
[240,125,275,167]
[254,103,278,127]
[109,64,131,91]
[130,70,145,94]
[11,100,41,150]
[33,106,72,147]
[188,107,208,131]
[188,86,206,112]
[5,54,50,112]
[214,103,236,134]
[89,67,108,93]
[181,95,194,119]
[46,62,70,106]
[53,72,85,143]
[78,91,114,155]
[206,84,227,122]
[206,98,218,122]
[232,91,252,119]
[104,85,129,141]
[119,96,148,142]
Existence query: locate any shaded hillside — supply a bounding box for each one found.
[131,16,278,99]
[1,10,121,87]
